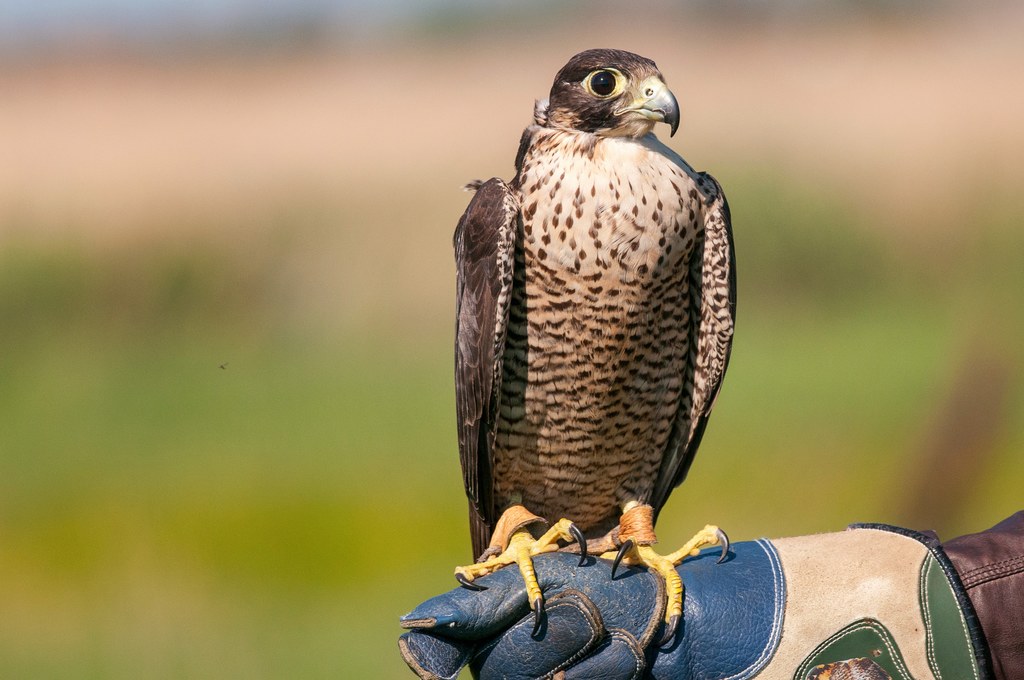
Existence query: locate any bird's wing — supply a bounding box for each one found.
[650,172,736,519]
[453,177,519,559]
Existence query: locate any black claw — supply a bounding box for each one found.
[455,572,487,591]
[611,539,634,579]
[531,599,544,637]
[568,523,587,566]
[659,615,680,647]
[715,528,730,564]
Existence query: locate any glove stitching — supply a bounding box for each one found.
[471,595,602,679]
[957,554,1024,588]
[796,620,914,680]
[923,555,979,680]
[959,553,1024,578]
[398,633,464,680]
[549,595,603,675]
[633,569,666,648]
[606,629,644,680]
[720,539,785,680]
[919,557,942,679]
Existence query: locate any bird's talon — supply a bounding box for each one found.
[611,538,634,579]
[659,614,680,647]
[455,572,487,591]
[531,599,544,637]
[716,527,730,564]
[568,523,588,566]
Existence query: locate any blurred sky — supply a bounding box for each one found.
[3,0,538,50]
[0,0,969,52]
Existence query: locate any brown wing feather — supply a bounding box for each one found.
[650,172,736,519]
[453,178,518,559]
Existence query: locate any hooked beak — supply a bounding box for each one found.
[617,77,680,137]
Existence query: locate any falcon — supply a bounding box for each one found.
[452,48,735,643]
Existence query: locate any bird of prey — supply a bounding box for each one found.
[453,48,735,642]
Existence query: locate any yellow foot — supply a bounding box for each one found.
[454,518,586,635]
[601,521,728,646]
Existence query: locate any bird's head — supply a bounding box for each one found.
[546,48,680,139]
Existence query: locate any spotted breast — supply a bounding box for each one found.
[493,126,719,537]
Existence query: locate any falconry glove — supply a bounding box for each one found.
[400,524,994,679]
[401,550,663,680]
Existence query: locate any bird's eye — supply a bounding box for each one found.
[585,70,620,98]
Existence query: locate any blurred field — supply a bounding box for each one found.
[2,4,1024,677]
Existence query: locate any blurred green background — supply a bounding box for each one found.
[2,1,1023,677]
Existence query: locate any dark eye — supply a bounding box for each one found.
[588,70,617,97]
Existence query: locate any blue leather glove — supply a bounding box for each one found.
[400,540,782,679]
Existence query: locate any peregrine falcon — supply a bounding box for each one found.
[453,48,735,642]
